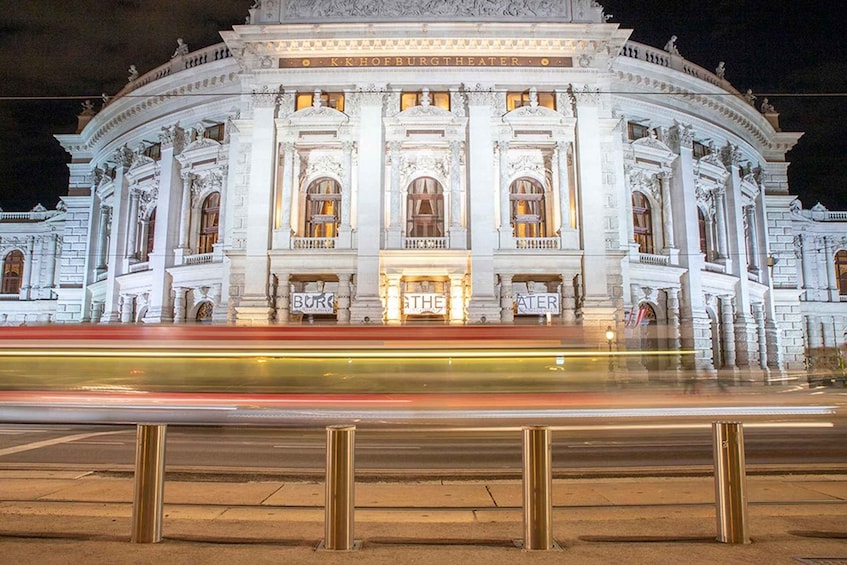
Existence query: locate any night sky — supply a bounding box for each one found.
[1,0,844,212]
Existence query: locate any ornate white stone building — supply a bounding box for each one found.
[1,0,844,379]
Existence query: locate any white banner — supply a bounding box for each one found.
[403,293,447,315]
[515,293,560,315]
[291,292,335,314]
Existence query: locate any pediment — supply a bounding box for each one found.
[396,105,456,121]
[182,137,221,153]
[286,106,349,125]
[503,105,565,123]
[632,136,675,159]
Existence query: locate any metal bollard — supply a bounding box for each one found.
[522,426,554,550]
[131,424,167,543]
[324,425,356,550]
[712,421,750,544]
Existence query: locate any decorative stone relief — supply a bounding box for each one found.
[303,152,344,182]
[280,0,589,21]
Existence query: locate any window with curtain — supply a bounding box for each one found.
[632,192,654,254]
[198,193,220,254]
[698,207,708,256]
[2,250,24,294]
[305,178,341,237]
[510,178,546,238]
[143,208,156,261]
[406,177,444,237]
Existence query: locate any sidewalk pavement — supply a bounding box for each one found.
[1,470,846,564]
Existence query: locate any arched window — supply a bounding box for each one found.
[198,193,220,254]
[2,250,24,295]
[305,178,341,238]
[510,178,547,238]
[836,250,847,296]
[406,177,444,238]
[698,207,708,256]
[632,192,654,254]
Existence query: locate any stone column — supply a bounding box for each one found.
[276,273,290,323]
[277,142,295,248]
[96,205,110,270]
[172,287,186,323]
[497,140,513,247]
[236,87,279,324]
[126,190,140,260]
[449,274,465,324]
[825,236,839,301]
[745,205,760,273]
[120,294,135,324]
[387,140,403,248]
[448,140,466,249]
[667,288,682,370]
[560,274,576,323]
[177,172,193,251]
[753,302,768,370]
[659,172,676,250]
[719,296,737,369]
[499,274,514,323]
[337,273,351,323]
[713,188,729,261]
[385,274,402,324]
[19,238,34,300]
[44,234,57,297]
[800,233,815,299]
[337,141,354,248]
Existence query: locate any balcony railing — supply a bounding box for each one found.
[404,237,448,250]
[637,252,670,266]
[619,41,735,92]
[0,210,61,222]
[515,237,559,250]
[183,252,215,265]
[292,237,336,249]
[128,262,150,273]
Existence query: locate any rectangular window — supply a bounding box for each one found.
[400,91,450,111]
[204,123,226,142]
[627,122,651,141]
[295,92,345,112]
[506,91,555,112]
[143,143,161,161]
[693,141,709,159]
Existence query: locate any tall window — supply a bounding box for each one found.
[204,123,226,142]
[144,209,156,261]
[305,178,341,238]
[632,192,654,254]
[836,250,847,296]
[406,177,444,237]
[2,250,24,294]
[698,207,708,256]
[627,122,651,141]
[198,193,220,254]
[510,178,547,238]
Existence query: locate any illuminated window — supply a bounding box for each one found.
[506,90,555,111]
[627,122,651,141]
[2,250,24,295]
[836,251,847,296]
[204,123,226,142]
[632,192,654,254]
[509,178,547,237]
[198,193,220,254]
[406,177,444,238]
[295,92,345,112]
[305,178,341,238]
[400,91,450,111]
[195,301,214,323]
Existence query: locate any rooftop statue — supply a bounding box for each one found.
[172,38,189,59]
[663,35,679,55]
[128,65,139,82]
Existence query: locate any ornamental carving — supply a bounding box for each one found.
[400,152,449,183]
[303,152,344,182]
[158,125,186,152]
[139,185,159,218]
[568,84,599,106]
[252,85,281,109]
[509,152,547,180]
[720,142,742,168]
[113,145,134,170]
[281,0,579,20]
[462,84,498,107]
[626,166,661,203]
[667,121,693,152]
[191,171,223,205]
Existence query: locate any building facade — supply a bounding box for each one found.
[1,0,843,379]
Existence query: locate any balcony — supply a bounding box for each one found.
[515,237,559,250]
[183,253,215,265]
[404,237,448,250]
[292,237,336,250]
[637,252,670,266]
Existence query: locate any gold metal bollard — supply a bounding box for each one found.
[324,425,357,550]
[522,426,554,550]
[712,421,750,544]
[131,424,167,543]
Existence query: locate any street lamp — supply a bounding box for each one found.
[604,326,616,353]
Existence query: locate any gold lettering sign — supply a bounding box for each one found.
[281,56,571,69]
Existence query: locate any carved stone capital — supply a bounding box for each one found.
[252,85,281,109]
[720,142,742,168]
[668,121,694,152]
[158,125,186,152]
[462,84,497,107]
[568,84,599,106]
[113,145,134,170]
